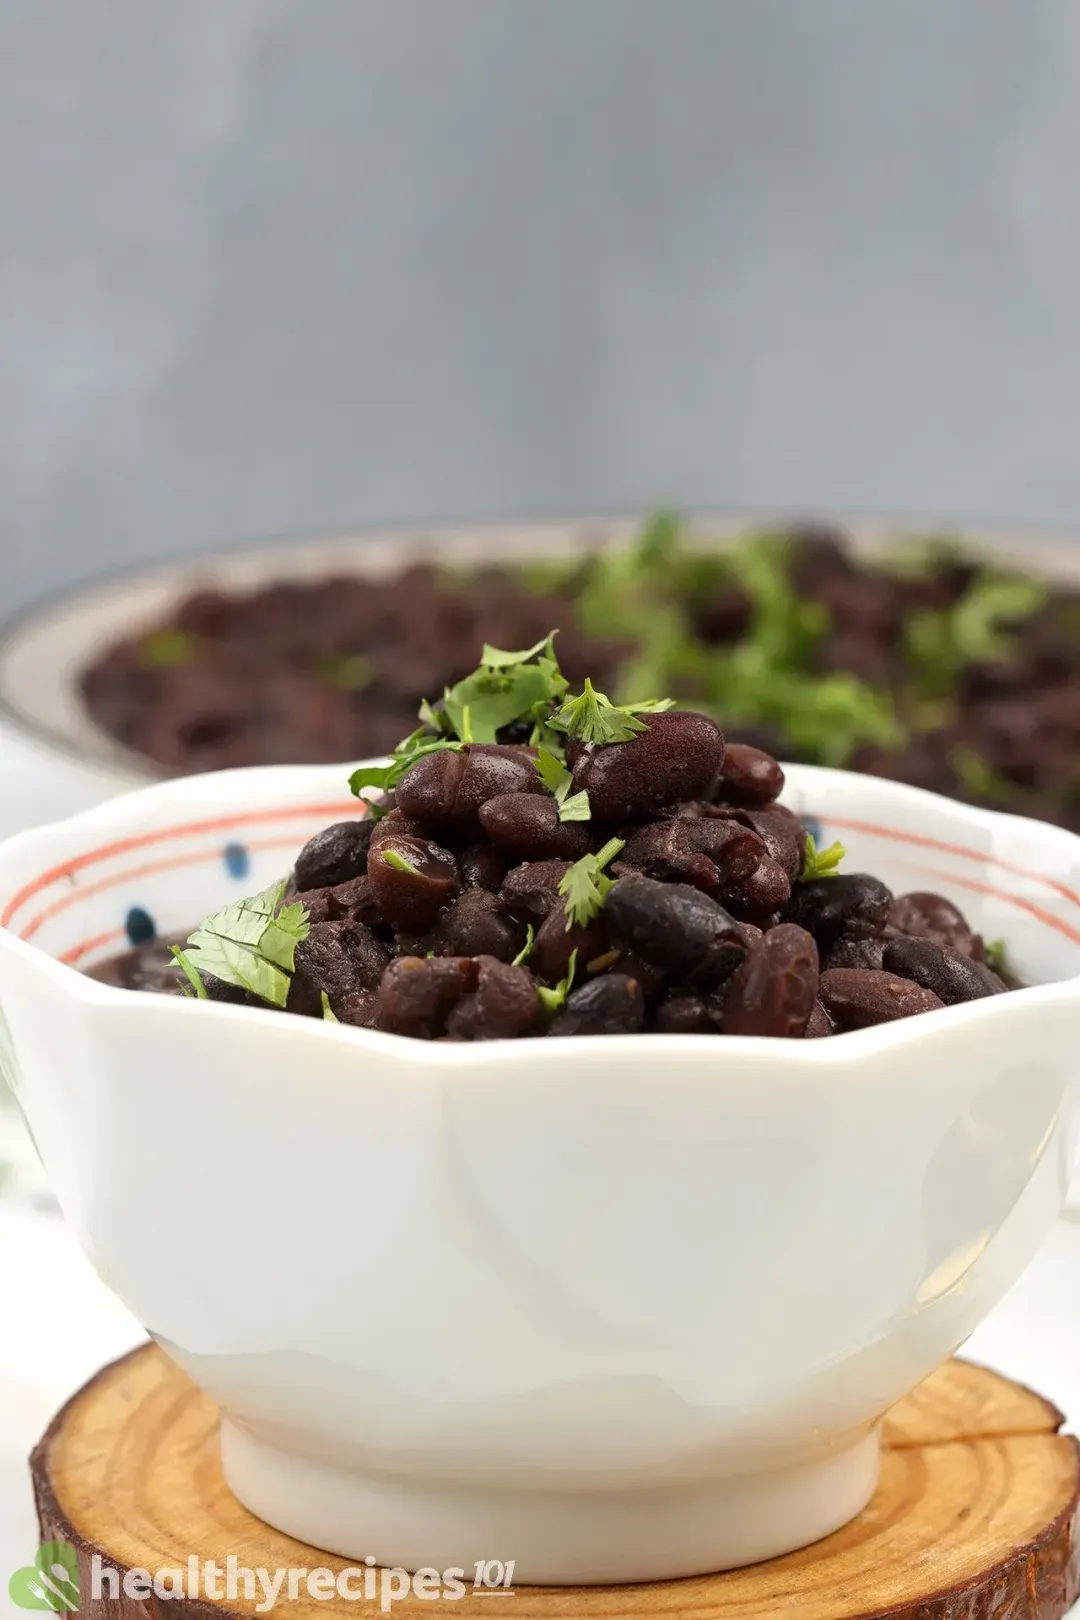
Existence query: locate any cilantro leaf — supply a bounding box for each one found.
[511,923,536,967]
[538,949,579,1012]
[382,848,421,876]
[984,938,1008,975]
[178,878,310,1007]
[950,745,1015,803]
[442,633,568,743]
[800,834,846,881]
[320,990,339,1022]
[559,838,626,928]
[905,574,1047,699]
[314,651,373,692]
[170,946,208,998]
[558,789,592,822]
[138,628,200,670]
[349,737,463,805]
[533,747,592,821]
[550,679,674,746]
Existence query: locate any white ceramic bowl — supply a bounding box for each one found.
[0,762,1079,1584]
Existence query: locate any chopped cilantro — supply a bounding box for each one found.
[984,938,1008,975]
[550,678,674,746]
[533,747,592,821]
[382,849,421,876]
[170,946,208,998]
[139,628,199,669]
[538,950,579,1013]
[560,838,626,928]
[320,990,339,1022]
[800,834,846,881]
[175,878,309,1007]
[511,923,536,968]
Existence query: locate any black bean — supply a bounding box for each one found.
[654,994,721,1034]
[368,834,458,932]
[445,957,541,1041]
[824,937,886,971]
[547,974,646,1037]
[722,924,819,1038]
[459,842,511,892]
[293,819,374,892]
[889,891,978,956]
[882,936,1006,1004]
[785,873,893,946]
[431,889,526,963]
[377,956,479,1038]
[500,860,573,920]
[396,745,546,829]
[479,793,593,860]
[289,919,391,1018]
[715,743,785,808]
[533,911,607,984]
[719,808,806,881]
[605,875,747,987]
[818,968,945,1029]
[724,856,792,924]
[805,1000,833,1037]
[619,817,765,892]
[569,712,725,821]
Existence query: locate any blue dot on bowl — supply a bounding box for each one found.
[802,815,825,845]
[224,842,250,880]
[125,906,156,946]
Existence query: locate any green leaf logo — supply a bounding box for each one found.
[8,1543,79,1612]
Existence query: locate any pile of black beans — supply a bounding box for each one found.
[90,714,1016,1039]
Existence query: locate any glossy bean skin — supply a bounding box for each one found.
[824,936,886,971]
[533,911,607,985]
[296,875,387,935]
[882,936,1006,1004]
[805,1000,833,1037]
[605,875,747,987]
[714,743,785,808]
[718,808,806,882]
[445,957,541,1040]
[459,842,511,893]
[569,712,725,821]
[547,974,646,1036]
[724,856,793,925]
[430,889,527,963]
[818,968,945,1029]
[396,744,546,829]
[289,919,391,1018]
[722,924,820,1037]
[368,833,459,933]
[377,955,479,1037]
[619,817,765,893]
[500,860,572,921]
[889,891,980,956]
[654,995,720,1034]
[293,818,375,892]
[479,793,593,860]
[785,873,893,946]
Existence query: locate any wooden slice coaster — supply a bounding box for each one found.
[30,1344,1080,1618]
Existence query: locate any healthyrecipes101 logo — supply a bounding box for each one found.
[10,1544,518,1611]
[8,1544,79,1612]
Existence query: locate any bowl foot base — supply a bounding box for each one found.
[219,1420,881,1584]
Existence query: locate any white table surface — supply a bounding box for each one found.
[0,1156,1077,1617]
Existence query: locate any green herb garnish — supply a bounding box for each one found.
[550,679,674,746]
[984,938,1008,975]
[533,747,592,821]
[560,838,626,928]
[175,878,309,1007]
[382,848,421,876]
[512,924,536,967]
[349,735,463,807]
[320,990,339,1022]
[139,628,200,669]
[949,745,1015,803]
[315,652,373,692]
[538,949,579,1012]
[170,946,209,998]
[800,834,846,881]
[442,633,568,743]
[906,575,1047,699]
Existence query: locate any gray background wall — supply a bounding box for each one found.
[3,0,1080,613]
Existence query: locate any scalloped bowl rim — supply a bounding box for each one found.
[1,758,1078,1070]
